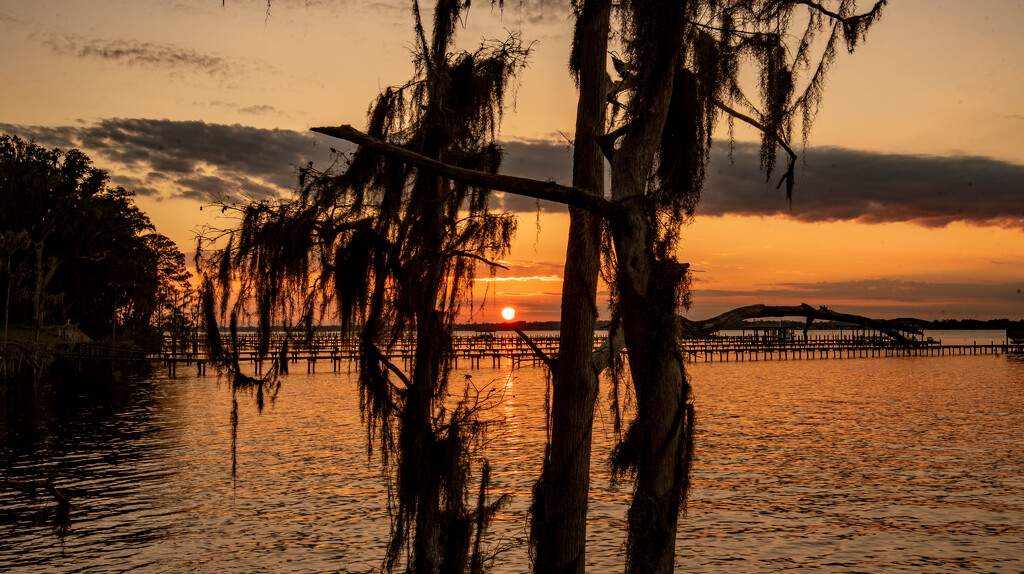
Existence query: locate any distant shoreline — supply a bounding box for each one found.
[213,318,1021,334]
[454,318,1022,332]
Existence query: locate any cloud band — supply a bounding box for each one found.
[3,119,1022,229]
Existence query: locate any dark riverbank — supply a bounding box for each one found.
[1,325,151,382]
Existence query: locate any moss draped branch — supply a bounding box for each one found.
[311,125,620,222]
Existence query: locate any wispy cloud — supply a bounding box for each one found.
[490,0,574,27]
[475,275,562,282]
[84,40,227,74]
[239,104,280,116]
[202,101,292,121]
[4,118,1022,230]
[45,36,237,78]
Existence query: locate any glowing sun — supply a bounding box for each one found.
[501,307,516,321]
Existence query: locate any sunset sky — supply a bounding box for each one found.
[1,0,1021,322]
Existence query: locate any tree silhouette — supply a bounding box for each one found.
[216,0,886,571]
[199,1,527,571]
[314,1,886,572]
[0,134,190,348]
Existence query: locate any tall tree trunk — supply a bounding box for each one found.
[612,213,691,574]
[408,309,446,572]
[611,200,693,574]
[32,242,44,341]
[531,0,611,572]
[3,254,11,346]
[406,162,449,573]
[608,3,693,569]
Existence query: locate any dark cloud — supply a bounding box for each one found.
[498,139,1024,228]
[47,37,234,77]
[700,142,1024,229]
[4,119,1021,229]
[701,279,1021,304]
[1,119,338,202]
[494,139,574,213]
[108,174,162,197]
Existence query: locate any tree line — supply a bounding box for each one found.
[0,134,194,352]
[204,1,886,572]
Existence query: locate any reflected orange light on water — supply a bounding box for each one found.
[4,352,1022,571]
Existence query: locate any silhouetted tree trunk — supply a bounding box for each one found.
[32,242,60,342]
[530,0,612,571]
[1,231,28,346]
[603,6,694,569]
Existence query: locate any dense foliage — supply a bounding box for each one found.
[0,133,192,348]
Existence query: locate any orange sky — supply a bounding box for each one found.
[1,0,1022,322]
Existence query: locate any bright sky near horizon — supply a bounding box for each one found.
[1,0,1022,322]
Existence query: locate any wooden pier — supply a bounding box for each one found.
[679,338,1021,362]
[152,332,1023,377]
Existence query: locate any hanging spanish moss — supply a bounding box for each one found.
[197,0,528,570]
[593,2,887,572]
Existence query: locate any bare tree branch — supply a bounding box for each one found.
[311,125,620,221]
[591,323,625,375]
[712,98,797,162]
[377,350,412,389]
[795,0,846,21]
[712,98,798,196]
[676,303,922,345]
[448,251,509,270]
[595,119,638,163]
[512,327,556,370]
[795,0,888,49]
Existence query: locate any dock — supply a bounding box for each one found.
[152,332,1023,377]
[679,337,1020,362]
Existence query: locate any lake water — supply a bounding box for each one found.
[2,339,1023,572]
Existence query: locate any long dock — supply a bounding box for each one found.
[153,333,1023,377]
[156,334,565,376]
[679,338,1020,362]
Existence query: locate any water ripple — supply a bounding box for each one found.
[1,354,1022,572]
